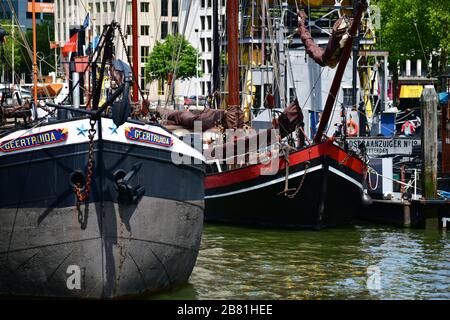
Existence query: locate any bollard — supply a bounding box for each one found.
[403,204,411,228]
[421,85,439,230]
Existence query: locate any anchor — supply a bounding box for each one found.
[114,162,146,205]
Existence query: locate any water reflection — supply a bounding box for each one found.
[150,224,450,300]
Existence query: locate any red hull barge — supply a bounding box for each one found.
[205,140,366,229]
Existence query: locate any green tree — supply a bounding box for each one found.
[0,20,22,82]
[144,34,200,95]
[373,0,450,102]
[20,20,55,81]
[374,0,449,74]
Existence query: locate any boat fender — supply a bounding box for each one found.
[361,191,373,207]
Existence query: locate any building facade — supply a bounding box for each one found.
[0,0,53,30]
[54,0,182,98]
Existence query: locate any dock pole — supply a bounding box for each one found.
[421,85,439,230]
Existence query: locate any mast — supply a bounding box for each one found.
[227,0,239,108]
[131,0,139,102]
[32,0,38,104]
[212,0,220,108]
[313,0,367,143]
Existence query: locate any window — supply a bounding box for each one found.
[200,16,205,30]
[126,25,132,36]
[207,16,212,30]
[207,60,212,74]
[172,22,178,35]
[110,2,115,11]
[96,3,101,13]
[200,38,206,52]
[207,38,212,52]
[103,2,108,12]
[201,0,206,8]
[141,46,150,63]
[127,46,133,60]
[127,1,131,12]
[161,0,168,16]
[141,67,146,89]
[141,2,149,12]
[172,0,178,16]
[141,25,150,36]
[161,21,168,39]
[208,0,212,7]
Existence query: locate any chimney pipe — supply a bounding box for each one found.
[406,60,411,77]
[417,59,422,77]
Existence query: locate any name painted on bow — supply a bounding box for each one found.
[125,127,173,147]
[0,128,69,153]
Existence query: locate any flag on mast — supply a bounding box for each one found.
[82,13,90,30]
[62,33,78,57]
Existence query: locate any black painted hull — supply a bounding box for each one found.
[205,141,365,229]
[0,120,204,298]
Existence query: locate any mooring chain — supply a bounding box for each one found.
[277,144,310,199]
[74,119,97,203]
[285,161,310,199]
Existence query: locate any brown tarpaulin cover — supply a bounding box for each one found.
[207,100,303,161]
[157,106,225,131]
[224,105,244,129]
[297,10,350,68]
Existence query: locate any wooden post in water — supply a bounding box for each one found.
[421,85,439,229]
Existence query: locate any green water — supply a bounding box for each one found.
[151,224,450,300]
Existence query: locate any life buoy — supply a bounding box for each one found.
[346,118,359,137]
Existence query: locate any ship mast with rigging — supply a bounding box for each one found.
[32,0,37,105]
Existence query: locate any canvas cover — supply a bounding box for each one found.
[297,10,350,68]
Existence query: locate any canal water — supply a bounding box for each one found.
[151,223,450,300]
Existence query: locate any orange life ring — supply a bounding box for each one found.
[346,119,359,137]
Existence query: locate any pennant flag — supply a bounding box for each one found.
[92,36,99,50]
[49,41,59,49]
[82,13,90,30]
[62,33,78,57]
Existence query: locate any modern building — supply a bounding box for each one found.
[54,0,182,98]
[0,0,53,30]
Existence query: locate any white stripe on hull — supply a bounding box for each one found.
[0,118,205,163]
[205,165,323,199]
[205,164,363,199]
[328,166,363,190]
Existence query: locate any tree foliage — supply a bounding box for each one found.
[0,20,22,81]
[21,20,55,80]
[144,34,200,84]
[373,0,450,75]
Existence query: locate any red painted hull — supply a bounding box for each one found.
[205,140,366,229]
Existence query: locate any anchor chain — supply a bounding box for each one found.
[278,144,310,199]
[74,119,97,203]
[285,161,310,199]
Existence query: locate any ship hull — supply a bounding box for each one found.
[0,118,204,298]
[205,140,365,229]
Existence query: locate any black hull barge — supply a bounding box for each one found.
[0,118,204,298]
[205,140,365,229]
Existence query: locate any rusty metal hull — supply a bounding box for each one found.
[0,198,203,298]
[0,119,205,298]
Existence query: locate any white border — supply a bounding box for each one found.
[205,165,323,199]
